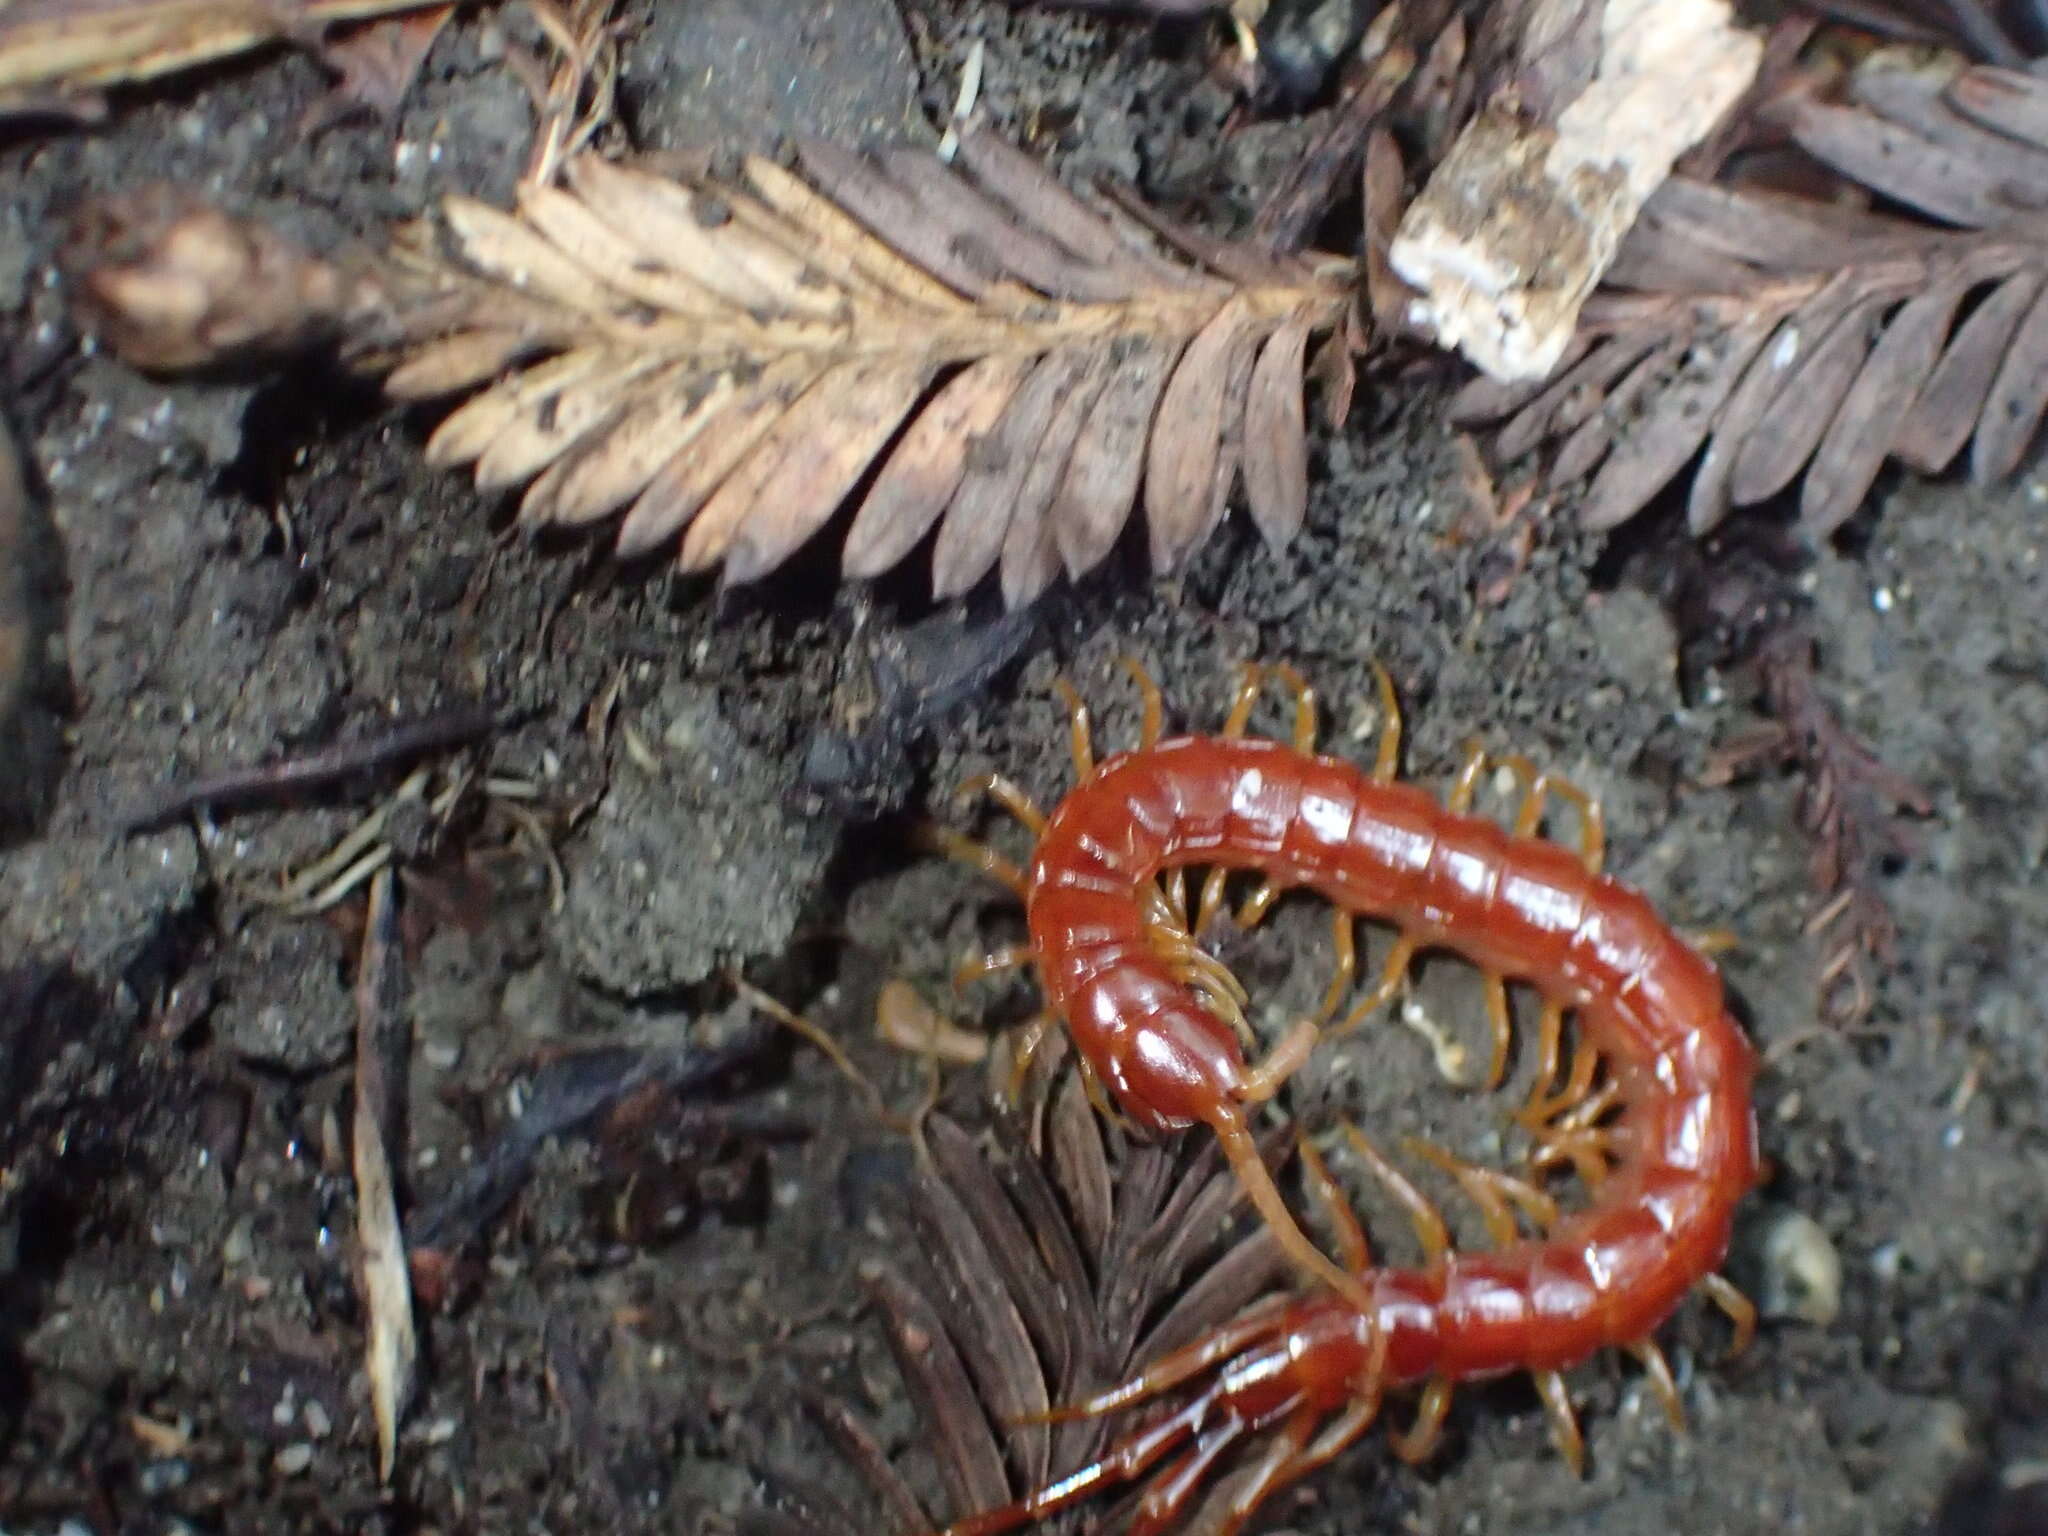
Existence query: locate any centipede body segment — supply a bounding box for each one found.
[935,661,1762,1534]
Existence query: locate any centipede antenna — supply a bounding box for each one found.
[1368,661,1404,782]
[1532,1368,1586,1476]
[1118,656,1165,750]
[1052,677,1095,780]
[729,975,910,1136]
[1210,1106,1375,1312]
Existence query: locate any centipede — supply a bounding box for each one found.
[932,659,1762,1534]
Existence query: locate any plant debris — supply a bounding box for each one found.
[350,867,416,1482]
[407,1007,776,1298]
[1705,626,1932,1023]
[0,0,460,119]
[115,699,508,833]
[1390,0,1762,379]
[67,122,1359,606]
[1452,45,2048,537]
[748,1066,1291,1536]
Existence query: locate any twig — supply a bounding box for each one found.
[118,701,506,833]
[409,1017,775,1265]
[352,868,416,1482]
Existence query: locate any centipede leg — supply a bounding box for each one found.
[1526,998,1566,1115]
[1236,878,1283,929]
[1368,661,1403,783]
[1264,661,1320,752]
[1498,753,1607,875]
[923,825,1029,898]
[957,772,1048,835]
[1033,1294,1296,1421]
[1699,1272,1758,1356]
[1530,1130,1615,1191]
[1341,1123,1452,1269]
[1628,1339,1687,1431]
[1446,740,1489,814]
[1223,662,1265,738]
[1052,678,1096,780]
[1131,1420,1251,1536]
[1298,1135,1372,1273]
[1195,866,1232,933]
[1482,970,1514,1093]
[1003,1011,1054,1104]
[1532,1368,1586,1477]
[1405,1138,1521,1249]
[1315,913,1358,1026]
[1211,1405,1322,1536]
[946,1396,1204,1536]
[1333,930,1417,1037]
[954,943,1034,992]
[1522,1030,1601,1128]
[1389,1378,1454,1464]
[1118,656,1165,750]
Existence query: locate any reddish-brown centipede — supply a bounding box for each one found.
[935,661,1761,1531]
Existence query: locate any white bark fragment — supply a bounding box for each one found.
[1389,0,1763,380]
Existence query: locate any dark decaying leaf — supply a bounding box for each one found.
[369,121,1356,604]
[749,1068,1290,1536]
[1457,57,2048,538]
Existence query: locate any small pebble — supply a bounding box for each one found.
[1760,1209,1843,1325]
[273,1442,314,1476]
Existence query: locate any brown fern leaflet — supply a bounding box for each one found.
[1451,55,2048,538]
[375,124,1358,606]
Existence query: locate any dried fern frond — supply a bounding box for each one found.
[374,124,1357,606]
[1452,54,2048,538]
[746,1078,1288,1536]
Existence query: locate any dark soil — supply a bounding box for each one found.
[2,4,2045,1534]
